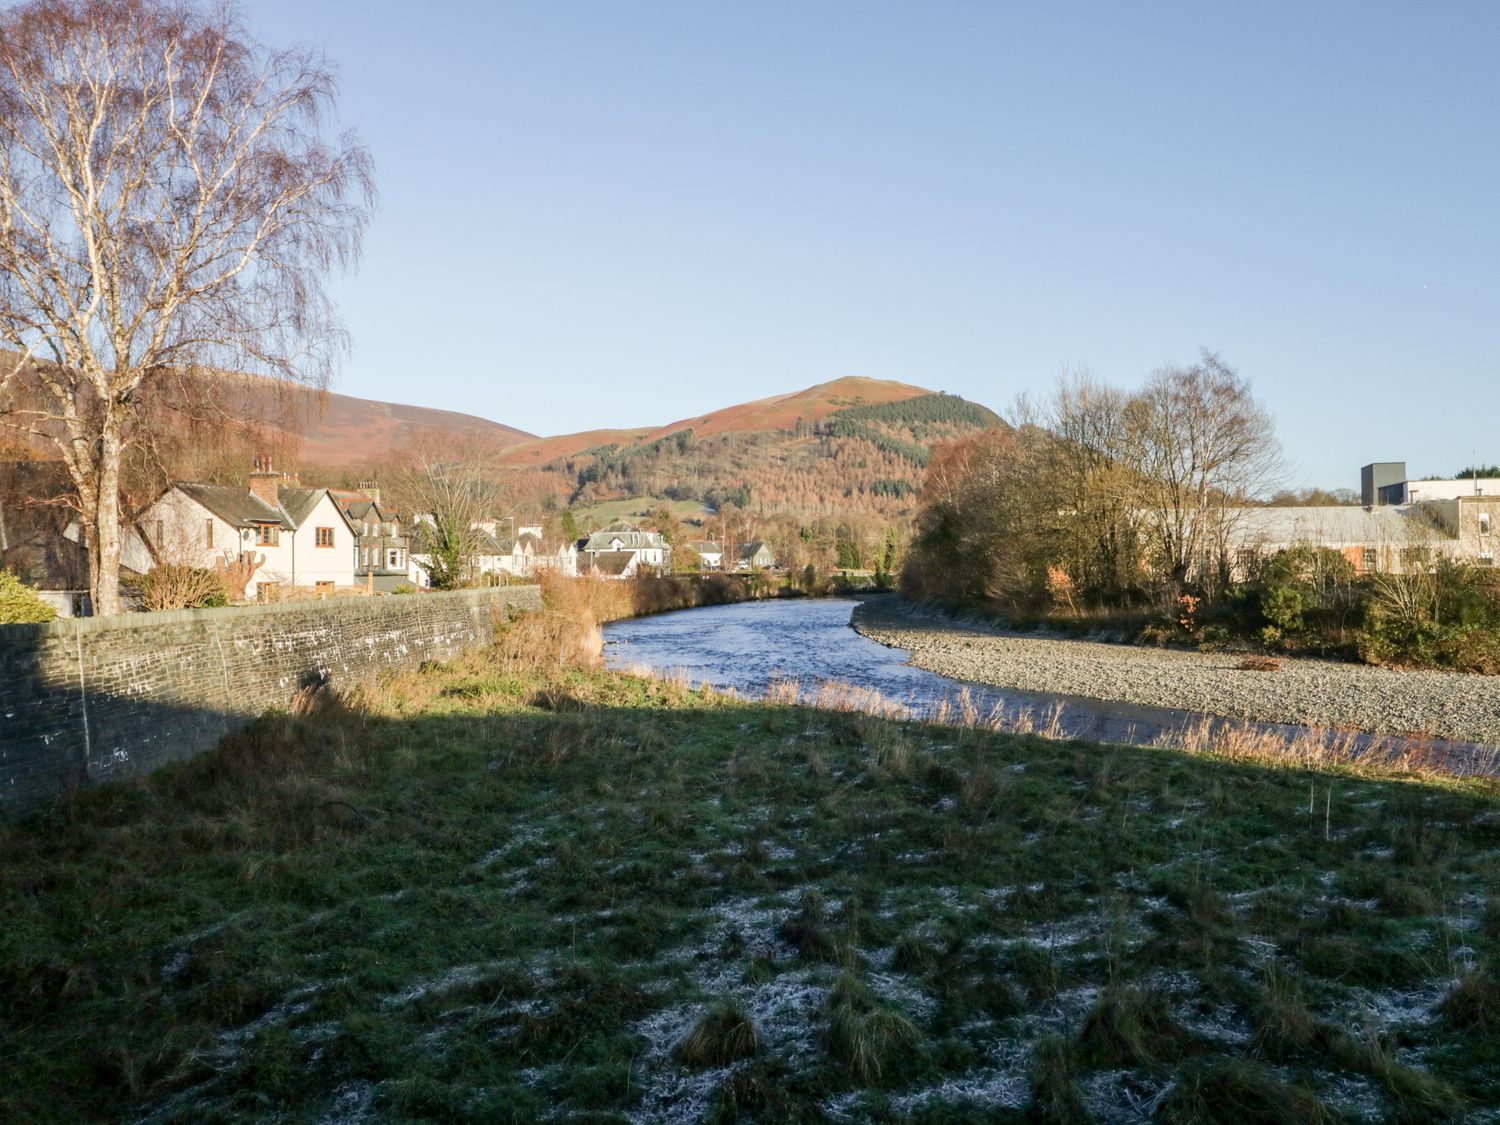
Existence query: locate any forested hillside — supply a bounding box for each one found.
[510,387,1003,522]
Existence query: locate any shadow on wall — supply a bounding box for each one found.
[0,586,540,818]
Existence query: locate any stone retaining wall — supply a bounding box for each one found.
[0,586,541,817]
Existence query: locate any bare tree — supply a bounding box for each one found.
[1125,352,1282,593]
[0,0,373,614]
[395,434,509,590]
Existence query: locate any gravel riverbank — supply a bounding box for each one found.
[852,598,1500,746]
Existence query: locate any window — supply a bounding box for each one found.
[387,549,402,569]
[1361,547,1377,573]
[257,525,279,546]
[315,580,335,593]
[1479,555,1495,568]
[315,526,335,548]
[1399,546,1431,571]
[260,581,281,601]
[205,519,214,548]
[1481,513,1492,537]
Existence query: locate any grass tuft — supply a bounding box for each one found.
[825,974,920,1085]
[1155,1058,1337,1124]
[1077,986,1193,1068]
[676,1002,761,1068]
[1026,1036,1092,1123]
[1441,968,1500,1032]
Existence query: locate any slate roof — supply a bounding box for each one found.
[176,482,287,528]
[472,529,507,556]
[172,482,355,535]
[583,527,665,552]
[277,487,327,528]
[589,550,635,577]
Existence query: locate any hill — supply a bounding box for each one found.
[496,377,1003,525]
[211,374,536,468]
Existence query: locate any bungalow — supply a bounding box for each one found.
[125,460,359,599]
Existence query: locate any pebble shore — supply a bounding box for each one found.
[851,598,1500,746]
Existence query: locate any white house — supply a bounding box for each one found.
[685,540,724,570]
[407,520,577,586]
[581,525,670,577]
[125,463,359,599]
[474,525,579,579]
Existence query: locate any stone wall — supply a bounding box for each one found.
[0,586,541,817]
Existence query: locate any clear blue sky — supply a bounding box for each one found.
[242,0,1499,491]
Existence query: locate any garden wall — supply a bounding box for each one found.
[0,586,541,817]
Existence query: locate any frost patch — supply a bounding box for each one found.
[319,1080,378,1124]
[381,962,506,1009]
[1076,1068,1171,1121]
[1333,982,1450,1030]
[886,1067,1030,1114]
[626,971,831,1124]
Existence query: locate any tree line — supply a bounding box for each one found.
[902,355,1500,672]
[904,352,1281,611]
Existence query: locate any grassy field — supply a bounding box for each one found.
[575,495,712,529]
[3,612,1499,1121]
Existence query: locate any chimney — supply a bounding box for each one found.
[249,456,281,508]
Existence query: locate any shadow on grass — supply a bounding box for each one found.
[2,657,1497,1121]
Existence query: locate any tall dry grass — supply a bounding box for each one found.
[630,667,1496,784]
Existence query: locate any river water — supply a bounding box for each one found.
[603,596,1494,771]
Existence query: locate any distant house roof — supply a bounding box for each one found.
[1227,506,1450,549]
[583,527,665,552]
[472,528,506,556]
[739,540,772,559]
[686,540,722,554]
[589,550,635,577]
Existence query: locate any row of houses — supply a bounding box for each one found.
[575,526,778,577]
[2,456,784,613]
[117,462,589,603]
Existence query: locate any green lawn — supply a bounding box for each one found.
[2,653,1498,1122]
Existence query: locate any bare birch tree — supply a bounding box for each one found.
[0,0,373,613]
[1125,352,1282,593]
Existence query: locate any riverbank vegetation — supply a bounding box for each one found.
[901,356,1500,672]
[3,591,1498,1120]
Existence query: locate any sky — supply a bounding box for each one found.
[240,0,1500,491]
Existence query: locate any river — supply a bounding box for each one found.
[603,596,1495,771]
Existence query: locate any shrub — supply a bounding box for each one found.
[0,568,57,623]
[1250,546,1360,655]
[139,565,228,611]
